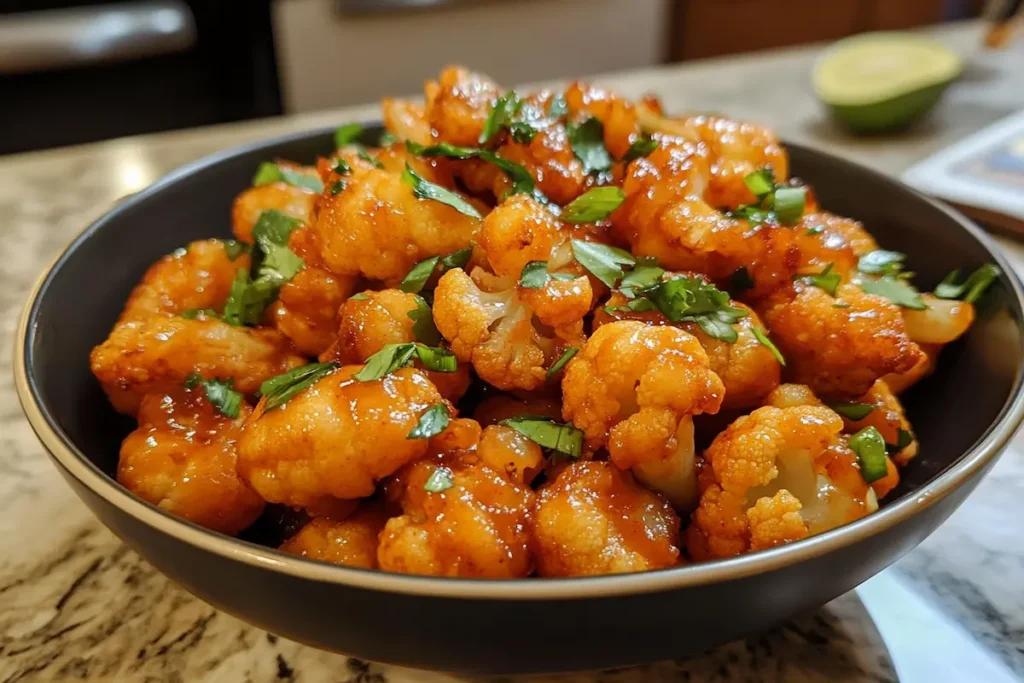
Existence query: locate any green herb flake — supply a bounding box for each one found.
[829,402,876,421]
[253,162,324,192]
[179,308,218,320]
[570,240,635,288]
[773,186,806,226]
[413,344,458,373]
[547,93,569,119]
[623,135,659,162]
[222,269,274,327]
[859,275,926,310]
[849,426,889,484]
[408,295,442,346]
[806,225,825,236]
[329,180,346,195]
[402,163,482,219]
[260,362,339,411]
[499,416,584,460]
[731,267,755,291]
[799,263,841,297]
[858,249,907,276]
[933,264,1001,304]
[333,159,352,176]
[480,92,522,145]
[400,256,441,293]
[743,168,776,198]
[252,210,302,246]
[546,347,578,379]
[408,404,451,440]
[568,117,613,175]
[187,375,243,419]
[222,239,250,261]
[378,131,399,146]
[349,292,370,301]
[888,428,914,453]
[423,466,455,493]
[752,328,786,366]
[561,187,626,224]
[520,261,552,289]
[334,123,364,148]
[358,149,385,169]
[405,141,542,201]
[619,265,665,297]
[440,247,473,270]
[354,343,419,382]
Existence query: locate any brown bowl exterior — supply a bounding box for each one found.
[15,127,1024,675]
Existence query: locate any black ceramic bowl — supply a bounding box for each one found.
[15,127,1024,675]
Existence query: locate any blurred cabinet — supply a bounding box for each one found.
[273,0,671,113]
[671,0,950,60]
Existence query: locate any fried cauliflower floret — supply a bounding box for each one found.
[479,194,577,280]
[687,406,876,560]
[562,81,645,161]
[796,213,878,278]
[425,66,502,147]
[312,160,482,285]
[757,282,923,400]
[319,288,470,402]
[268,227,359,356]
[279,505,389,569]
[90,316,305,415]
[561,321,724,510]
[433,268,584,392]
[763,383,903,497]
[595,290,780,411]
[231,174,318,243]
[378,419,534,578]
[883,342,941,395]
[678,115,789,209]
[237,366,448,506]
[118,388,263,535]
[531,461,681,577]
[477,425,547,486]
[612,138,799,298]
[381,98,432,146]
[119,239,250,321]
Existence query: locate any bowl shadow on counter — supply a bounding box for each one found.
[20,126,1024,674]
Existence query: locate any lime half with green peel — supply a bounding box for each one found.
[813,32,962,133]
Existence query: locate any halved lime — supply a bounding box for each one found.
[813,32,962,133]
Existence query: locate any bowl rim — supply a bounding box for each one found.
[14,126,1024,600]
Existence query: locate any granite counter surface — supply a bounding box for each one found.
[1,21,1023,683]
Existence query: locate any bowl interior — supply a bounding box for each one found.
[23,128,1024,554]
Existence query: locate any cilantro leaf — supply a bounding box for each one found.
[568,117,612,175]
[402,163,481,219]
[408,404,451,440]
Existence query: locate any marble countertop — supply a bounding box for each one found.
[2,20,1023,683]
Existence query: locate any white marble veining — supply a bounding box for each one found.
[1,20,1023,683]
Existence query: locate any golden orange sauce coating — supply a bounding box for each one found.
[595,286,780,411]
[279,505,389,569]
[312,153,483,285]
[268,227,359,356]
[118,388,263,535]
[531,461,681,577]
[231,171,318,244]
[237,366,448,506]
[378,419,534,578]
[90,316,305,416]
[319,288,471,402]
[687,406,874,560]
[757,282,923,400]
[120,239,249,321]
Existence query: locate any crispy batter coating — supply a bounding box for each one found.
[679,115,789,209]
[378,419,534,577]
[231,175,318,244]
[279,505,389,569]
[381,98,433,146]
[763,383,903,497]
[312,158,482,285]
[883,341,941,395]
[268,227,359,357]
[531,461,681,576]
[118,388,263,535]
[687,406,875,560]
[433,268,584,391]
[237,366,448,505]
[320,288,470,401]
[425,66,501,147]
[561,321,723,510]
[595,290,780,410]
[120,239,249,321]
[757,282,923,399]
[612,137,799,298]
[91,316,305,415]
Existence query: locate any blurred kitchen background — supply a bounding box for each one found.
[0,0,996,156]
